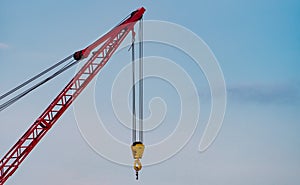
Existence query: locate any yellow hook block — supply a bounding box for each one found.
[131,142,145,172]
[131,142,145,160]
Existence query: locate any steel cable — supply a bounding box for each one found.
[0,59,79,112]
[131,40,137,143]
[0,55,73,100]
[138,18,144,142]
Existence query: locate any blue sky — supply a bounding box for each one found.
[1,0,300,185]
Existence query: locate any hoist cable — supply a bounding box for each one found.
[0,55,73,100]
[138,18,144,142]
[131,19,144,143]
[131,39,137,143]
[0,59,79,112]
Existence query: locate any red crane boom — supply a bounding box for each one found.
[0,7,145,185]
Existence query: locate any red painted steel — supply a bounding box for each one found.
[0,7,145,185]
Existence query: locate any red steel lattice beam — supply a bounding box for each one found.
[0,7,145,184]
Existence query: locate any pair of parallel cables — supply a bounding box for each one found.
[130,19,145,180]
[0,55,79,112]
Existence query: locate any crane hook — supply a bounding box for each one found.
[134,159,142,171]
[134,159,142,180]
[131,142,144,180]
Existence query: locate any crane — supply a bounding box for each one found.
[0,7,146,184]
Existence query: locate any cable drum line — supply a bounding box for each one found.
[138,18,144,143]
[130,18,145,180]
[131,36,137,143]
[131,18,144,144]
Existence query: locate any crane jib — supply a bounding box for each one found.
[0,7,146,185]
[72,7,146,61]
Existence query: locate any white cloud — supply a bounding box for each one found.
[0,43,9,49]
